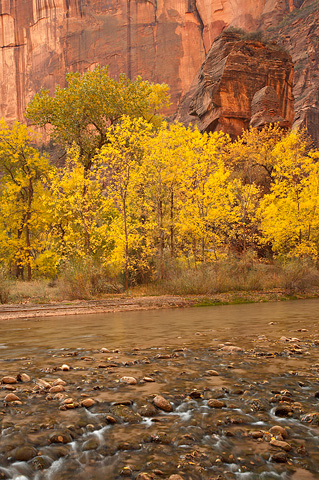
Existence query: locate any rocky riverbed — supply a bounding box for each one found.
[2,322,319,480]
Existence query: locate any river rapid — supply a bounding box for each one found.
[1,299,319,480]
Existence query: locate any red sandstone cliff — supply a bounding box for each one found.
[0,0,318,143]
[184,32,294,136]
[0,0,291,122]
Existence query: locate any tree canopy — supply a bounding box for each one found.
[26,66,170,171]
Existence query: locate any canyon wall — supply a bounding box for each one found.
[186,32,294,136]
[0,0,318,143]
[0,0,291,122]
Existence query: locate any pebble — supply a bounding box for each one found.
[271,451,288,463]
[274,405,292,417]
[270,439,292,451]
[49,432,72,444]
[61,364,70,371]
[53,378,67,386]
[17,373,31,382]
[143,376,155,382]
[36,378,51,389]
[120,376,138,385]
[1,376,17,384]
[207,399,225,408]
[49,385,65,393]
[12,445,38,461]
[269,425,288,439]
[81,398,96,408]
[220,345,243,353]
[136,473,153,480]
[153,395,173,412]
[205,370,219,376]
[5,393,20,402]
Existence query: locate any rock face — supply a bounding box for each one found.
[187,32,294,136]
[269,0,319,145]
[0,0,290,123]
[0,0,318,143]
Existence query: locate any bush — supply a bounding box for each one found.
[58,258,123,300]
[278,259,319,293]
[153,255,319,295]
[0,269,10,304]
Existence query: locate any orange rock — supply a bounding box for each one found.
[81,398,96,408]
[5,393,20,402]
[2,376,17,384]
[186,32,294,136]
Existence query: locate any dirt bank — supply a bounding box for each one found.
[1,289,318,321]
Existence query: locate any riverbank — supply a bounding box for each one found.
[1,289,319,321]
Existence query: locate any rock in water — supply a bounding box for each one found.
[153,395,173,412]
[120,376,138,385]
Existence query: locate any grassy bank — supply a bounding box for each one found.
[1,257,319,306]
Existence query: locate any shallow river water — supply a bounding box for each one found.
[1,299,319,480]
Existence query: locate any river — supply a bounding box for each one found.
[1,299,319,480]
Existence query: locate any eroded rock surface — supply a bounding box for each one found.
[187,32,294,136]
[0,0,291,123]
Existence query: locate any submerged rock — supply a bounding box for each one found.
[12,445,37,461]
[153,395,173,412]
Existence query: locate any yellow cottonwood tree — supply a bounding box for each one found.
[96,116,152,289]
[0,120,53,280]
[26,66,170,172]
[48,148,115,263]
[259,131,319,258]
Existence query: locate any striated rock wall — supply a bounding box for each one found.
[268,0,319,146]
[186,32,294,136]
[0,0,290,123]
[0,0,318,144]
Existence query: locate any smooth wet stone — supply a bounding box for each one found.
[136,473,153,480]
[4,393,20,402]
[105,415,117,424]
[189,390,202,399]
[49,385,64,393]
[52,378,67,386]
[36,379,51,389]
[269,425,288,439]
[29,455,52,470]
[17,373,30,383]
[1,377,16,384]
[220,346,243,353]
[207,399,225,408]
[137,403,158,417]
[274,405,292,417]
[270,439,292,451]
[120,376,137,385]
[205,370,219,376]
[153,395,173,412]
[143,377,155,382]
[271,451,288,463]
[100,347,110,353]
[121,466,133,476]
[111,405,142,423]
[250,430,264,439]
[49,431,72,444]
[61,364,70,371]
[82,438,99,451]
[12,445,37,461]
[81,398,96,408]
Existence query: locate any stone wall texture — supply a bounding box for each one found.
[0,0,318,142]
